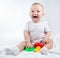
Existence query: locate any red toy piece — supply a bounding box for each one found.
[34,42,44,48]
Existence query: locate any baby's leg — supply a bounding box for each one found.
[40,39,53,55]
[44,39,53,50]
[5,41,27,56]
[17,41,27,51]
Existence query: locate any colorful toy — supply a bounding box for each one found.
[34,46,41,52]
[34,42,44,52]
[34,42,44,48]
[24,47,35,52]
[24,42,44,52]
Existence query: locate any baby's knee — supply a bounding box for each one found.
[49,39,53,44]
[21,41,27,46]
[48,39,53,48]
[23,41,27,46]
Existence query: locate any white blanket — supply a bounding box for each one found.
[0,35,60,58]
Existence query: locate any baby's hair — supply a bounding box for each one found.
[32,3,43,7]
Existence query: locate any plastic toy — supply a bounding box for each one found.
[34,42,44,52]
[34,46,41,52]
[34,42,44,48]
[24,42,44,52]
[24,47,35,52]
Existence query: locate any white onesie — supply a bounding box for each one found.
[24,20,50,43]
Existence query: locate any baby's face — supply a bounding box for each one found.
[29,4,44,23]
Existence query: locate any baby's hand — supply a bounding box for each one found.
[41,38,49,44]
[27,42,33,48]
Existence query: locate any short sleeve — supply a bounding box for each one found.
[44,21,50,32]
[24,22,29,31]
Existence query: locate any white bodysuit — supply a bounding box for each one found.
[24,20,50,43]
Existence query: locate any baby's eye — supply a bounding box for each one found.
[37,10,40,12]
[32,11,34,12]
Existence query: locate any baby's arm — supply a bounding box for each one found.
[24,30,33,47]
[45,32,50,39]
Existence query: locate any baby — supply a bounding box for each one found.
[5,3,53,55]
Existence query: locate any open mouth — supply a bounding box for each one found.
[32,16,38,18]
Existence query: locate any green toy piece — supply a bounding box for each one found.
[24,47,35,52]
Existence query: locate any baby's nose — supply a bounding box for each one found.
[33,11,37,14]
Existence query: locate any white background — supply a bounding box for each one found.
[0,0,60,46]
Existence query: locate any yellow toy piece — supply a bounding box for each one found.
[34,46,41,52]
[36,46,41,49]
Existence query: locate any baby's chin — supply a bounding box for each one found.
[32,18,40,23]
